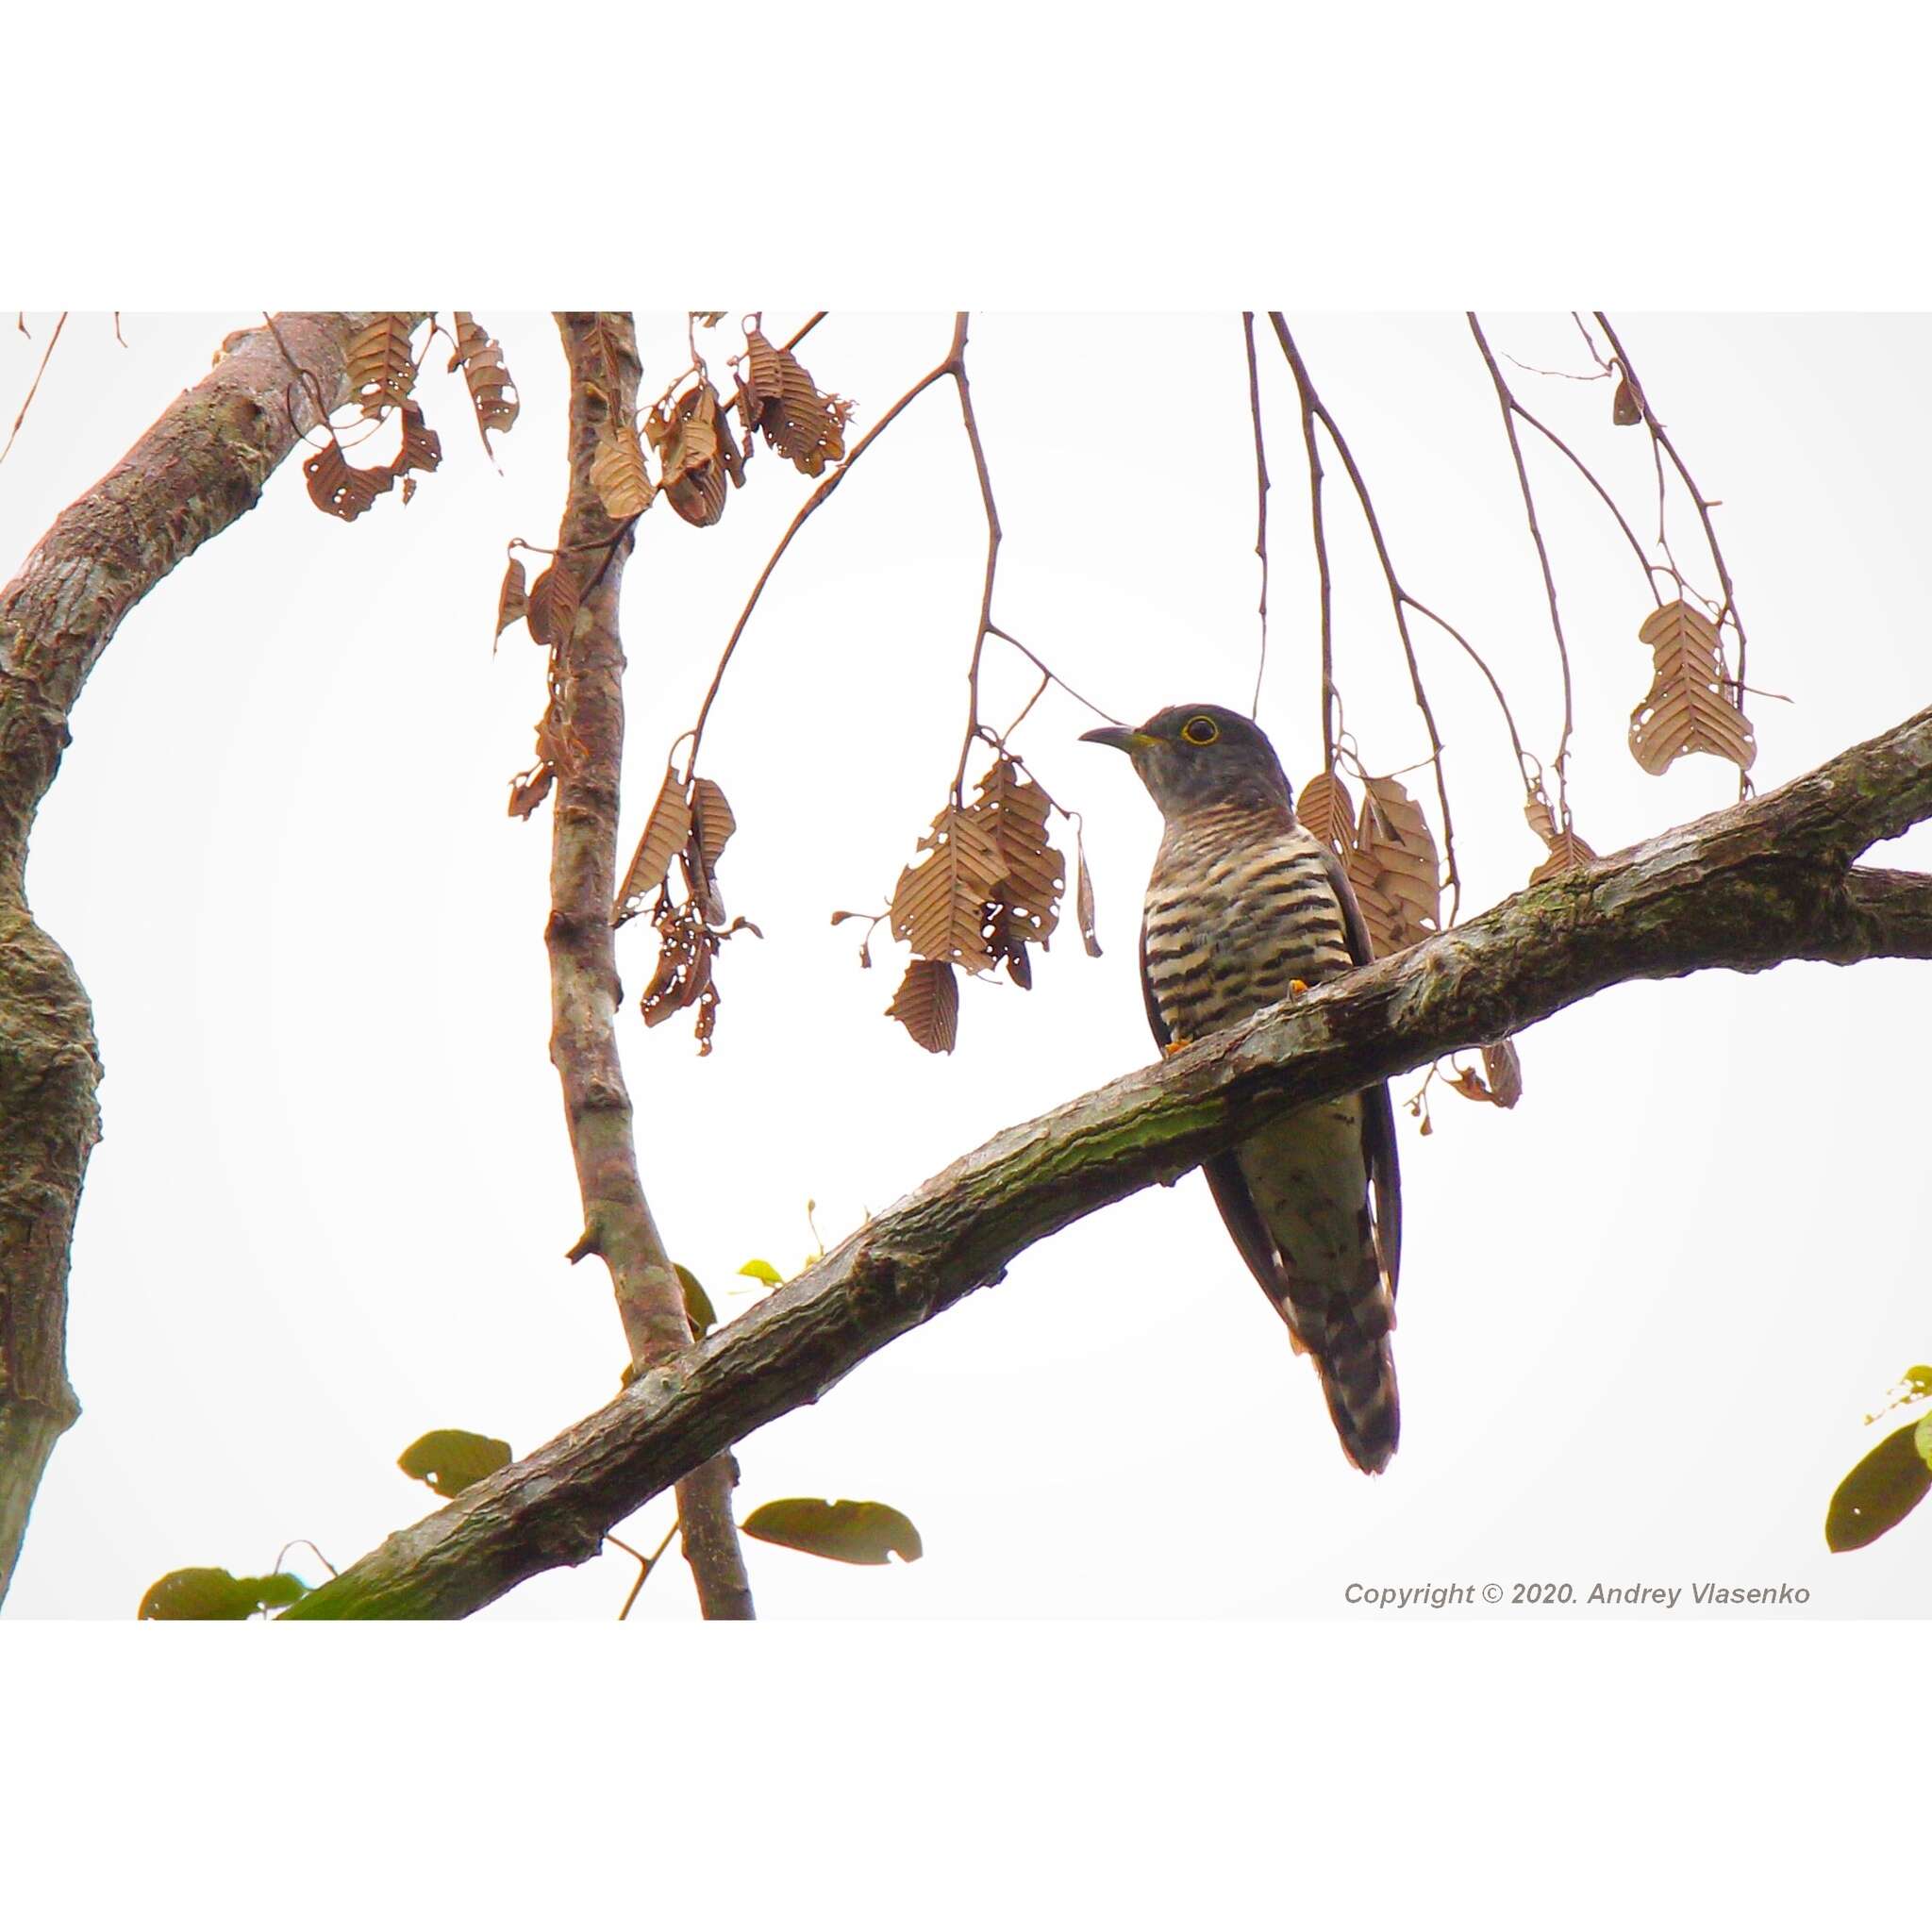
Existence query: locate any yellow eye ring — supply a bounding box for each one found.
[1181,715,1220,746]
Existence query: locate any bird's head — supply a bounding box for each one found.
[1080,704,1293,820]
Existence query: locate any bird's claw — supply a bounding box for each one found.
[1162,1038,1193,1058]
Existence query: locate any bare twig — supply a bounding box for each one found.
[544,311,754,1620]
[609,1522,678,1620]
[1270,316,1462,918]
[1468,313,1580,815]
[687,326,961,770]
[986,624,1123,727]
[1241,313,1272,719]
[781,312,827,353]
[946,314,1005,805]
[0,311,67,467]
[1507,401,1666,602]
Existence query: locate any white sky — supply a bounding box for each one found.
[4,310,1930,1622]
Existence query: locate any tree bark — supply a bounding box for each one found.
[542,313,754,1620]
[280,702,1932,1618]
[0,312,414,1605]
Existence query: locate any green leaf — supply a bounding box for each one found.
[1826,1423,1932,1551]
[1907,1365,1932,1397]
[139,1567,310,1620]
[741,1498,923,1566]
[397,1428,512,1499]
[675,1263,717,1339]
[1918,1412,1932,1474]
[739,1258,783,1287]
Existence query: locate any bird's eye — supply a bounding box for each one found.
[1180,715,1220,746]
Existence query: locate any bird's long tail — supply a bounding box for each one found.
[1309,1309,1400,1475]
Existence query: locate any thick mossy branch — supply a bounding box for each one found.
[0,313,420,1606]
[283,706,1932,1619]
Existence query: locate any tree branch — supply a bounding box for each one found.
[543,312,753,1620]
[0,310,416,1606]
[282,703,1932,1618]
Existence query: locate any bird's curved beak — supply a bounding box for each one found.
[1080,725,1156,754]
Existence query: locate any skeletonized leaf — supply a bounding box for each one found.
[347,312,417,419]
[1296,770,1357,857]
[736,325,853,476]
[303,440,394,521]
[590,419,654,519]
[449,312,520,451]
[891,806,1007,973]
[526,562,580,653]
[613,769,692,926]
[1075,829,1102,958]
[1630,599,1757,776]
[969,758,1064,946]
[495,555,528,638]
[741,1498,923,1566]
[397,1428,512,1499]
[1825,1423,1932,1552]
[139,1567,310,1620]
[1345,775,1441,955]
[887,957,958,1054]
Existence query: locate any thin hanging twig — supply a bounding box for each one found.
[0,311,67,467]
[1241,313,1272,719]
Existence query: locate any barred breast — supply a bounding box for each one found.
[1141,804,1354,1044]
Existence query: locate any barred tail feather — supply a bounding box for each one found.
[1316,1330,1400,1474]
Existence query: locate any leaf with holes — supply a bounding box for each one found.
[397,1429,512,1500]
[495,555,528,639]
[1075,828,1102,958]
[891,806,1007,972]
[138,1567,310,1620]
[1826,1423,1932,1552]
[1296,770,1357,858]
[736,325,853,476]
[590,419,653,519]
[741,1498,923,1566]
[969,758,1064,946]
[887,957,958,1054]
[526,563,580,653]
[303,441,395,521]
[613,770,693,926]
[1630,599,1757,776]
[1449,1039,1524,1109]
[648,381,741,527]
[389,399,442,480]
[986,902,1033,989]
[449,312,520,452]
[347,313,416,419]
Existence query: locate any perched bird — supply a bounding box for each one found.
[1082,703,1403,1472]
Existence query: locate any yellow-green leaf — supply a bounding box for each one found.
[138,1567,309,1620]
[397,1428,512,1499]
[1826,1423,1932,1552]
[675,1263,717,1339]
[740,1498,923,1566]
[739,1258,783,1287]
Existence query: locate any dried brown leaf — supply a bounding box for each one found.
[970,758,1065,945]
[691,777,736,873]
[1629,599,1757,776]
[495,555,528,638]
[347,313,417,420]
[303,440,394,521]
[448,312,521,452]
[1345,775,1441,955]
[508,762,555,820]
[1075,829,1102,958]
[1529,830,1599,886]
[1481,1038,1524,1108]
[640,902,723,1054]
[613,770,692,927]
[390,399,442,477]
[737,325,852,476]
[1612,375,1641,425]
[526,563,580,653]
[985,902,1033,990]
[1296,770,1357,857]
[887,958,958,1054]
[891,805,1008,973]
[647,381,741,527]
[590,419,654,519]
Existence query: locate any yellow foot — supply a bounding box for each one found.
[1288,978,1309,996]
[1162,1038,1193,1058]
